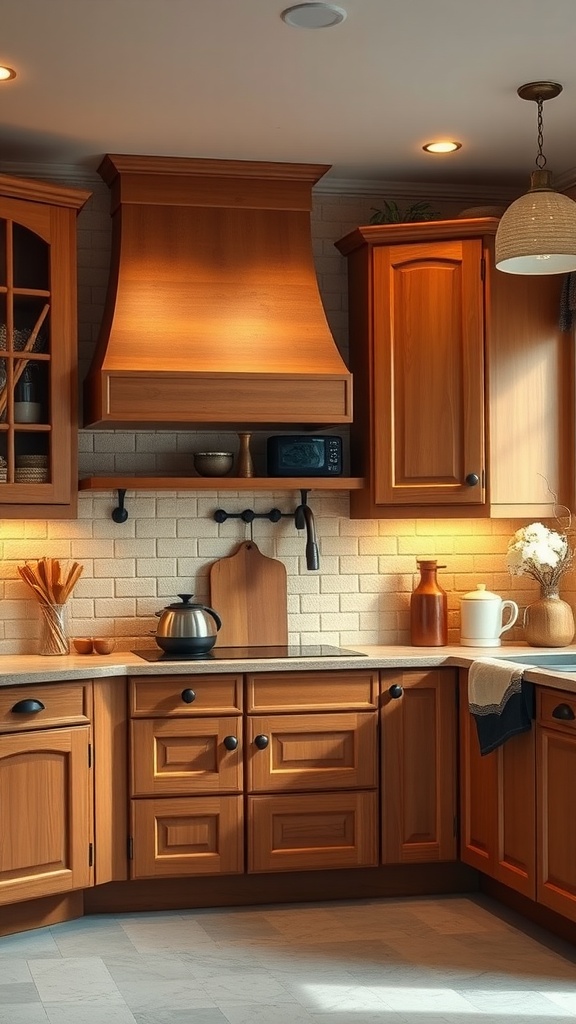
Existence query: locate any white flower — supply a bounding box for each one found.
[506,521,572,588]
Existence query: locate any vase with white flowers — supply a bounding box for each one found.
[506,521,575,647]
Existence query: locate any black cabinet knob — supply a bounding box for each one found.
[223,735,238,751]
[552,703,576,721]
[465,473,480,487]
[11,698,45,714]
[181,688,197,704]
[254,734,269,749]
[388,684,403,699]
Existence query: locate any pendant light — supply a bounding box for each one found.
[495,82,576,275]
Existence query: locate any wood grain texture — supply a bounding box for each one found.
[209,541,288,647]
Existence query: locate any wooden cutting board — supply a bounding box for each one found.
[209,540,288,647]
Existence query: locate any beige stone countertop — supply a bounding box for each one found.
[0,643,576,692]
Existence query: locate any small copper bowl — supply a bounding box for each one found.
[72,638,93,655]
[93,638,115,655]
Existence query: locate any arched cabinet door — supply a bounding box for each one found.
[0,177,90,517]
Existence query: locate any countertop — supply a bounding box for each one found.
[1,643,576,693]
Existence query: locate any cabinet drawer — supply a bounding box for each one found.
[0,682,92,732]
[538,689,576,732]
[248,790,378,873]
[246,670,378,713]
[130,675,242,717]
[131,717,243,796]
[131,795,244,878]
[247,712,377,792]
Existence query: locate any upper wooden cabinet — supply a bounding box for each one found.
[336,218,572,519]
[0,174,91,518]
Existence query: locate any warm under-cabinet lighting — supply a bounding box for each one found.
[0,66,16,82]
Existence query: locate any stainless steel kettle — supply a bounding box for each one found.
[154,594,222,655]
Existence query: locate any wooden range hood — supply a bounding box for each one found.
[83,155,352,429]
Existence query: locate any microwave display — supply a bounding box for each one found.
[267,435,343,476]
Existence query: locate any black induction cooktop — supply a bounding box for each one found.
[131,645,367,662]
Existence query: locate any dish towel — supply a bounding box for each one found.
[468,657,535,756]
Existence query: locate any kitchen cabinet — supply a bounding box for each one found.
[459,671,536,898]
[536,687,576,923]
[381,668,457,864]
[129,674,244,878]
[0,681,93,905]
[0,174,91,518]
[335,218,571,519]
[246,669,379,872]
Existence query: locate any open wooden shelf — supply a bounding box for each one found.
[78,476,365,492]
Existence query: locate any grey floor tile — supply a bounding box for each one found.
[0,929,61,959]
[28,957,125,1004]
[0,983,40,1004]
[0,1009,48,1024]
[133,1012,228,1024]
[43,1005,137,1024]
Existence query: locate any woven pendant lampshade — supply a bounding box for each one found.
[495,82,576,276]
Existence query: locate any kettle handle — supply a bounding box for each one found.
[205,606,222,632]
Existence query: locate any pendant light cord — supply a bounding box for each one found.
[535,96,546,169]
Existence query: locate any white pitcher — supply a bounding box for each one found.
[460,584,519,647]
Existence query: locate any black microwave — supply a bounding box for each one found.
[267,435,343,476]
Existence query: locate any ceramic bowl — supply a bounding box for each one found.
[193,452,234,477]
[93,638,115,655]
[72,637,93,655]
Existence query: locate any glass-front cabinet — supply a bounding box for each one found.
[0,176,90,517]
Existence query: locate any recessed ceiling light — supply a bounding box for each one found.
[281,3,347,29]
[423,140,462,154]
[0,66,16,82]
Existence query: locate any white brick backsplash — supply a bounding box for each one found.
[74,578,115,598]
[115,577,157,598]
[23,521,48,538]
[156,538,190,558]
[340,555,379,575]
[137,519,177,538]
[288,575,320,595]
[94,558,136,578]
[0,599,33,620]
[95,598,136,618]
[340,592,376,613]
[94,432,136,453]
[70,599,95,619]
[71,539,114,559]
[2,540,71,561]
[320,575,359,594]
[136,558,175,577]
[321,536,359,556]
[300,593,340,614]
[113,538,156,559]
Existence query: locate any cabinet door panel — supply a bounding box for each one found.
[131,717,242,795]
[382,668,457,863]
[537,727,576,922]
[247,712,377,792]
[131,795,243,878]
[459,674,535,897]
[372,239,485,506]
[0,725,92,905]
[248,791,378,872]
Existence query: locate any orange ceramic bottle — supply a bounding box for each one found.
[410,559,448,646]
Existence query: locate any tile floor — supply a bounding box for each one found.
[0,894,575,1023]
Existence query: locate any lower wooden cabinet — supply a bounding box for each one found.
[381,668,457,864]
[129,674,244,879]
[0,681,94,905]
[459,671,535,898]
[249,790,378,873]
[131,795,243,878]
[245,670,379,873]
[537,688,576,922]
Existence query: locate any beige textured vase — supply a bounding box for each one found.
[523,587,575,647]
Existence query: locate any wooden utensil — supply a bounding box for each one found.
[209,540,288,647]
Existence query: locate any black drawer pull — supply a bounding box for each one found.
[181,689,197,704]
[465,473,480,487]
[388,684,403,699]
[11,698,46,714]
[254,734,269,749]
[223,735,238,751]
[552,703,576,721]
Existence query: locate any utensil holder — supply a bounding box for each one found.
[39,603,70,656]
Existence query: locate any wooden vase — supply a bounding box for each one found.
[236,433,254,478]
[523,588,575,647]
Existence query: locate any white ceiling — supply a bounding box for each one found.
[2,0,576,187]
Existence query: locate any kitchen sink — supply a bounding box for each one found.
[502,653,576,672]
